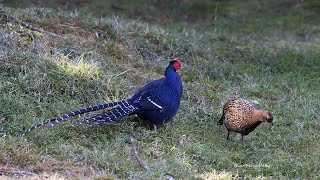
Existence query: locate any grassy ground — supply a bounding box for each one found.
[1,0,320,179]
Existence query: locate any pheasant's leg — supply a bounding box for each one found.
[240,135,244,143]
[153,124,157,132]
[226,131,230,140]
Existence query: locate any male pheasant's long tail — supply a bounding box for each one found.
[21,101,133,137]
[71,100,139,127]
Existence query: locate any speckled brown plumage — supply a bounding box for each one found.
[217,99,273,142]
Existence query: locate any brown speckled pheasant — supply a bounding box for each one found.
[217,99,273,142]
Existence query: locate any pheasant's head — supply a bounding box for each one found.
[169,59,182,71]
[261,111,273,125]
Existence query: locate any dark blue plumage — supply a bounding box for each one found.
[21,60,183,137]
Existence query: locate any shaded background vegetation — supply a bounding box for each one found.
[7,0,320,22]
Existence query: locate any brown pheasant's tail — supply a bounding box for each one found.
[217,114,224,125]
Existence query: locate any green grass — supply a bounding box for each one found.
[1,0,320,179]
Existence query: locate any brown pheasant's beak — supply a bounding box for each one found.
[265,121,273,129]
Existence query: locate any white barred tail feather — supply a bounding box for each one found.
[20,101,134,137]
[71,100,138,127]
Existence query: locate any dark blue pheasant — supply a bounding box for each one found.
[21,60,183,137]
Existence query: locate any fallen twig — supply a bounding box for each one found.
[142,48,164,61]
[5,13,63,38]
[0,166,36,178]
[145,49,160,58]
[131,137,150,171]
[112,68,133,79]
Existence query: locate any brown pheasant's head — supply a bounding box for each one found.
[261,111,273,125]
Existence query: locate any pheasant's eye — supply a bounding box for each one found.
[173,60,182,71]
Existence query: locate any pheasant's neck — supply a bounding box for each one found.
[164,65,178,80]
[251,110,266,123]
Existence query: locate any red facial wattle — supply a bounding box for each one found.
[173,60,182,71]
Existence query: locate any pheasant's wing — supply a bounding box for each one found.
[131,78,167,111]
[135,89,165,111]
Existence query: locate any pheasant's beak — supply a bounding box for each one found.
[267,122,273,128]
